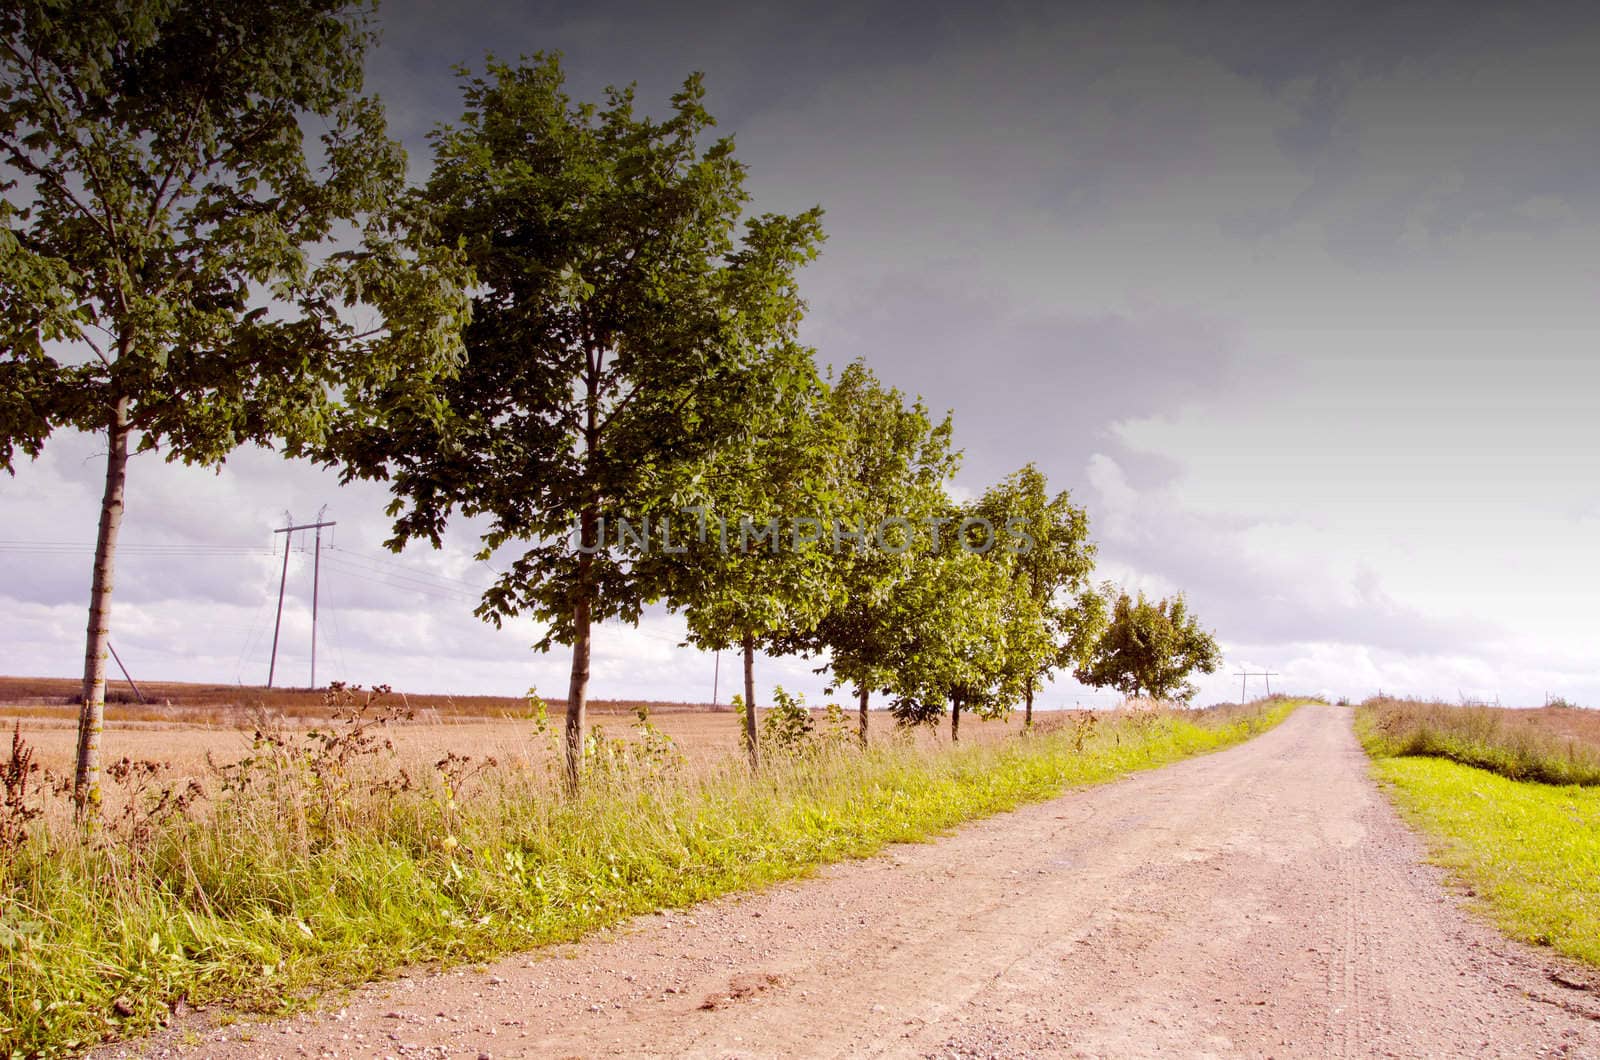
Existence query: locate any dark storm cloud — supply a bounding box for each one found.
[368,0,972,145]
[805,285,1243,492]
[1183,1,1599,145]
[1185,1,1600,259]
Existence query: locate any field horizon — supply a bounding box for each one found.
[0,673,725,724]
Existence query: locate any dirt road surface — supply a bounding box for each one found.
[109,706,1600,1059]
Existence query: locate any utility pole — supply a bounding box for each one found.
[267,513,337,688]
[268,513,293,688]
[106,641,147,704]
[712,650,721,707]
[311,505,326,689]
[1234,669,1280,701]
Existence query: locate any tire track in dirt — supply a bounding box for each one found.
[106,707,1600,1059]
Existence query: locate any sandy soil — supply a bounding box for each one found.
[100,706,1600,1059]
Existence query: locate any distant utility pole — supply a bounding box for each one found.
[311,505,327,689]
[712,650,721,707]
[1234,669,1280,701]
[105,641,147,704]
[267,511,337,688]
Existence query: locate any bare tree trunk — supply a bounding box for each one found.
[742,631,758,770]
[564,596,591,794]
[1024,675,1034,730]
[75,398,131,819]
[567,358,601,795]
[950,693,962,743]
[857,684,869,747]
[564,523,595,794]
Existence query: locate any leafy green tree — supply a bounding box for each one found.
[970,464,1103,726]
[885,539,1015,741]
[659,364,844,769]
[1073,588,1222,702]
[783,362,958,744]
[0,1,469,814]
[329,56,823,790]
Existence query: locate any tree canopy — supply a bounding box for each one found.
[884,537,1016,739]
[328,55,824,787]
[1073,589,1222,702]
[0,0,469,812]
[782,361,959,741]
[665,365,852,765]
[969,464,1103,724]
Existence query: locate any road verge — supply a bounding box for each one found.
[3,699,1296,1055]
[1357,704,1600,971]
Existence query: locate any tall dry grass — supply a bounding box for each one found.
[1357,697,1600,786]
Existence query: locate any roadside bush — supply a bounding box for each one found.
[761,687,815,753]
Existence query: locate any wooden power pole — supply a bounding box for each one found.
[267,513,337,688]
[1234,669,1281,701]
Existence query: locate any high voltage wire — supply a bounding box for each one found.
[233,553,286,684]
[0,541,273,555]
[321,574,353,683]
[5,536,693,650]
[0,540,497,595]
[321,568,481,605]
[320,557,486,602]
[323,545,496,594]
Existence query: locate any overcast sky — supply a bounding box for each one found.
[4,0,1598,708]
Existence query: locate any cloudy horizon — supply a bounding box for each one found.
[4,0,1598,709]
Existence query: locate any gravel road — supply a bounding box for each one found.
[110,705,1600,1059]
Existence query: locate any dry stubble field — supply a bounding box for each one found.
[0,675,1034,806]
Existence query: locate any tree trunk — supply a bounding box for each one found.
[950,693,962,743]
[564,531,595,794]
[742,631,759,770]
[566,349,604,795]
[857,684,869,747]
[1024,675,1034,730]
[75,398,131,819]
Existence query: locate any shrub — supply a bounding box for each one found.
[761,687,815,753]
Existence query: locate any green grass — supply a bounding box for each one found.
[1,701,1295,1056]
[1370,756,1600,968]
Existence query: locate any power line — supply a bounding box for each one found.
[233,559,281,683]
[325,544,500,593]
[1234,669,1280,700]
[0,540,272,555]
[320,570,353,684]
[319,555,485,602]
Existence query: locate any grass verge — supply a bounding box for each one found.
[1368,756,1600,968]
[3,698,1296,1056]
[1357,698,1600,786]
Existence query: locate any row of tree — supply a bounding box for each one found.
[0,3,1219,806]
